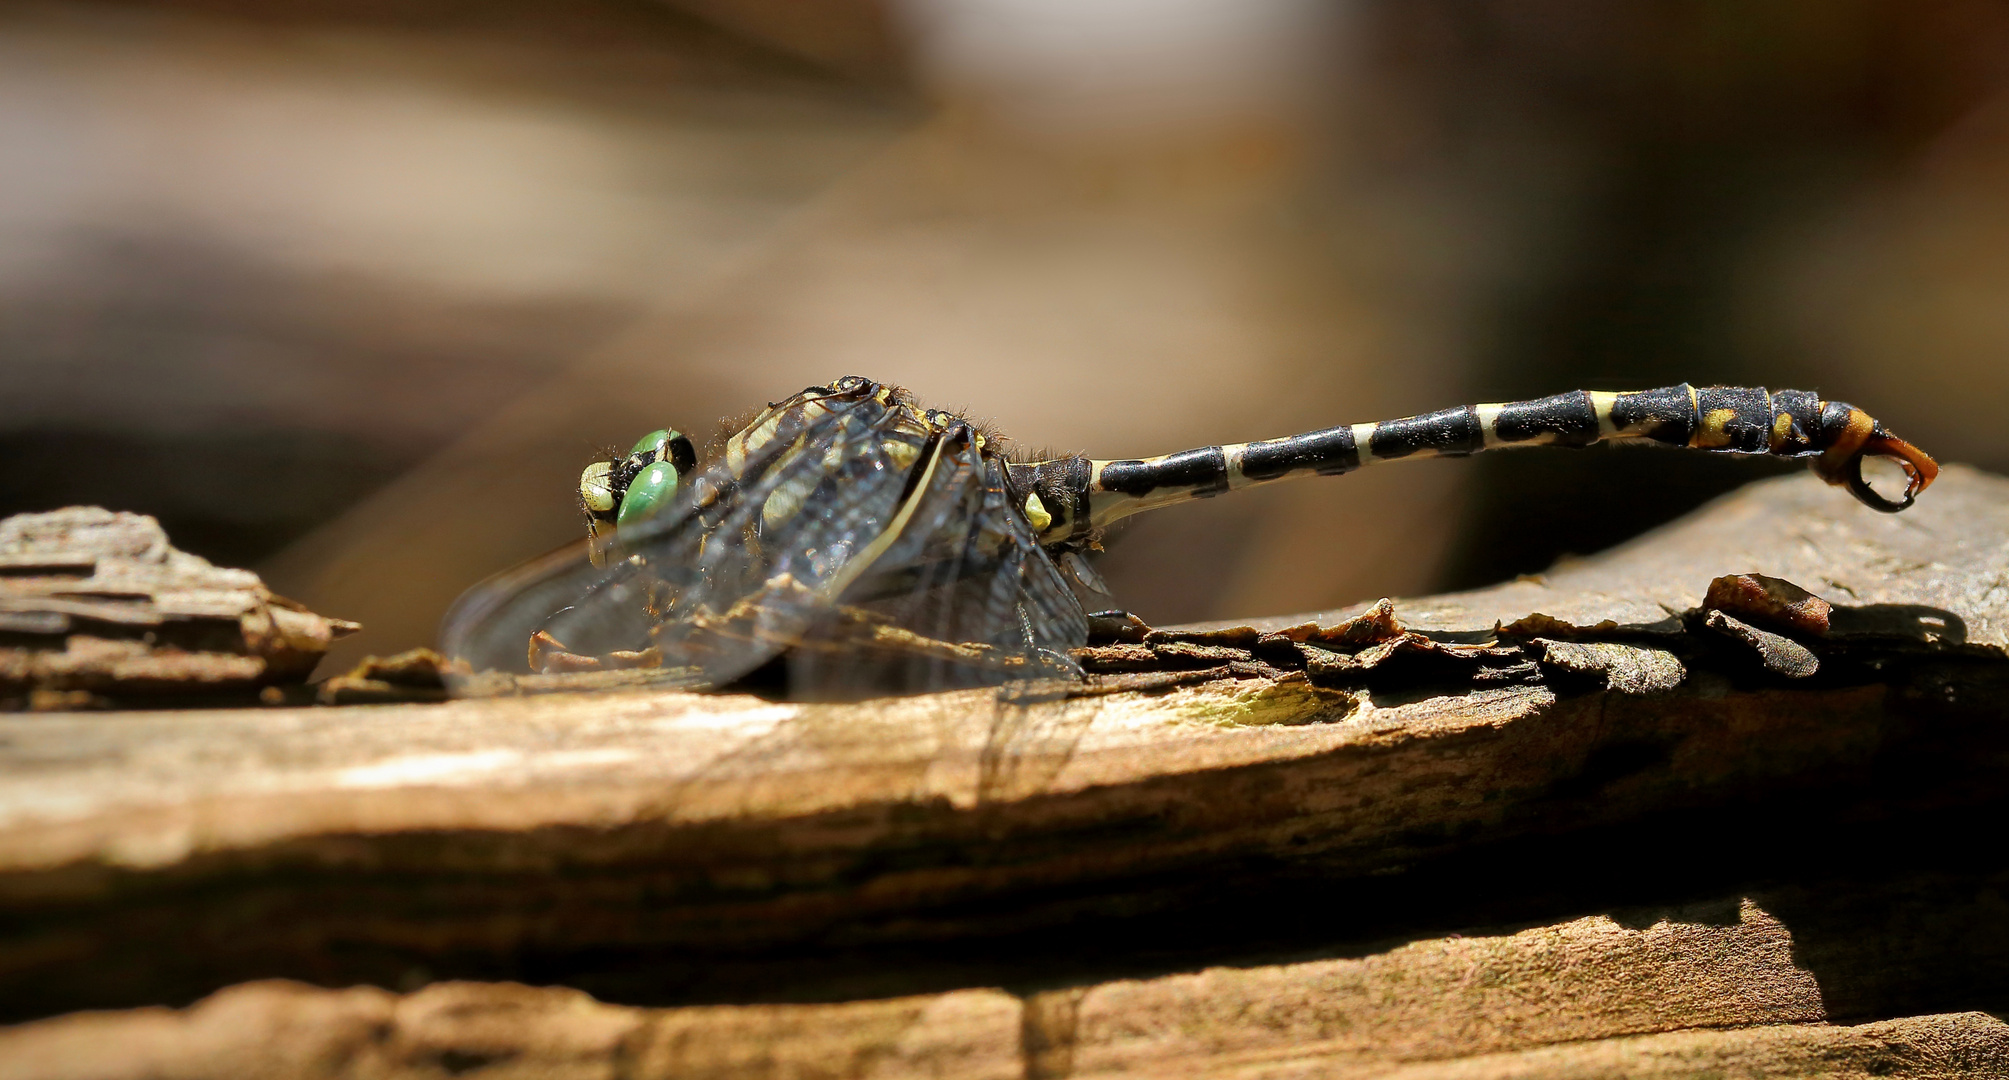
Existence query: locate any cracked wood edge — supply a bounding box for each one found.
[0,471,2003,985]
[0,507,360,702]
[0,679,1452,876]
[3,472,2005,887]
[3,469,2002,837]
[2,901,2005,1079]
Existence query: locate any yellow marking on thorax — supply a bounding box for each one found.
[727,395,843,476]
[760,483,808,531]
[726,414,782,475]
[743,414,784,453]
[1022,492,1052,533]
[822,437,948,599]
[760,442,820,531]
[884,439,922,470]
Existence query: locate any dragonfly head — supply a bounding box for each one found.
[580,428,697,560]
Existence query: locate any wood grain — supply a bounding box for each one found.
[4,902,2006,1078]
[4,468,2009,1075]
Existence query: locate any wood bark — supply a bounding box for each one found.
[4,468,2009,1076]
[4,908,2006,1078]
[0,508,358,709]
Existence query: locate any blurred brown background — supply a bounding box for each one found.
[3,0,2006,673]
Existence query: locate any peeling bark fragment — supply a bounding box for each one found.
[1074,641,1288,688]
[317,648,460,706]
[1144,600,1406,653]
[1142,625,1261,648]
[1304,633,1540,691]
[1537,639,1686,695]
[1320,597,1405,646]
[1703,611,1821,679]
[1226,659,1299,682]
[1704,574,1832,637]
[1073,643,1159,673]
[1085,610,1151,644]
[1147,642,1254,668]
[1256,598,1407,649]
[1500,612,1623,638]
[1101,566,1967,701]
[1079,666,1235,695]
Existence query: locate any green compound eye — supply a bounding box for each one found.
[608,427,695,534]
[629,429,672,460]
[616,460,680,530]
[628,428,696,474]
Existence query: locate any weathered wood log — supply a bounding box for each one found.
[3,469,2009,1075]
[3,900,2006,1078]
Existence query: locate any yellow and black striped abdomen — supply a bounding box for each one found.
[1602,384,1814,453]
[1041,383,1937,546]
[1363,385,1827,459]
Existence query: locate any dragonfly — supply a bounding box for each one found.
[441,376,1937,699]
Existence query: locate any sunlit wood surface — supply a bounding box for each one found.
[4,468,2009,1077]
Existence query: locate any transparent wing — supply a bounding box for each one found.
[441,390,931,690]
[786,425,1089,698]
